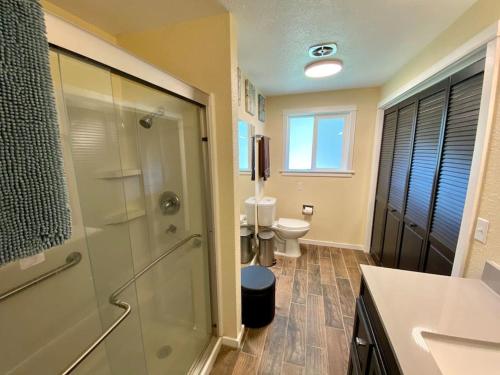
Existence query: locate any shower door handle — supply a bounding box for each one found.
[61,234,201,374]
[61,300,131,375]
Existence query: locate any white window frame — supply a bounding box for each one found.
[238,119,252,174]
[282,106,357,176]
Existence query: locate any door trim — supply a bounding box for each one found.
[44,11,210,106]
[365,22,500,277]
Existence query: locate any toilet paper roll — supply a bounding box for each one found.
[302,206,313,215]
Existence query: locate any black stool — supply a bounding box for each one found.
[241,265,276,328]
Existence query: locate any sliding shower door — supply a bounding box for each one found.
[57,52,214,374]
[110,72,215,374]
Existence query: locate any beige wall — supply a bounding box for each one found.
[41,0,117,44]
[264,88,380,247]
[382,0,500,99]
[116,14,241,338]
[237,69,266,213]
[381,0,500,278]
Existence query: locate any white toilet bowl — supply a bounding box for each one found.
[272,218,310,257]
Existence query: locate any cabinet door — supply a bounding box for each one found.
[426,63,484,275]
[370,111,397,263]
[367,351,384,375]
[381,102,416,267]
[399,87,447,271]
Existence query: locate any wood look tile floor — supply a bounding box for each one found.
[210,244,376,375]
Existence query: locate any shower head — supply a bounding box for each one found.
[138,108,164,129]
[139,114,154,129]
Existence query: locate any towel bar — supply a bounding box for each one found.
[62,233,202,374]
[0,252,82,303]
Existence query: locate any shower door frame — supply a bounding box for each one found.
[44,10,223,373]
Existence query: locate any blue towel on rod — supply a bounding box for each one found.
[0,0,71,265]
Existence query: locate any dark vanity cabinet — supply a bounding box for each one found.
[370,59,485,275]
[348,280,401,375]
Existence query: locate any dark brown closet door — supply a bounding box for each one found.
[381,102,416,268]
[370,110,397,263]
[425,62,484,275]
[398,85,447,271]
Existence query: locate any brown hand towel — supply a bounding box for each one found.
[259,136,271,181]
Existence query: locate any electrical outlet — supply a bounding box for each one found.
[474,217,489,244]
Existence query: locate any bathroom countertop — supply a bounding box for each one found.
[360,265,500,375]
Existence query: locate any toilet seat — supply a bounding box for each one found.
[275,218,310,231]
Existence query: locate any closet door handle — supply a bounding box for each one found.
[355,337,368,347]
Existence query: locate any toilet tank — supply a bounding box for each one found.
[245,197,257,225]
[257,197,276,227]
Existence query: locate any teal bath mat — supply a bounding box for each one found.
[0,0,71,264]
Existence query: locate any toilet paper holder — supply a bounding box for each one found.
[302,204,314,215]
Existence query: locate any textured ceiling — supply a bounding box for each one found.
[48,0,477,95]
[221,0,477,95]
[48,0,226,35]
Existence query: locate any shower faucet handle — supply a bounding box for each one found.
[159,191,181,215]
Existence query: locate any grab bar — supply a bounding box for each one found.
[0,252,82,303]
[110,233,202,302]
[62,233,202,374]
[61,299,131,375]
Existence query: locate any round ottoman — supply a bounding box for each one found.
[241,265,276,328]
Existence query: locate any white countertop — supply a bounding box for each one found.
[360,265,500,375]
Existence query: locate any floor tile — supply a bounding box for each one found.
[336,278,355,318]
[211,244,379,375]
[325,327,349,375]
[321,284,343,329]
[284,303,306,366]
[242,327,268,357]
[233,352,258,375]
[282,362,305,375]
[292,269,308,304]
[258,315,288,374]
[307,264,322,296]
[306,294,326,348]
[305,346,328,375]
[276,274,293,317]
[307,245,319,265]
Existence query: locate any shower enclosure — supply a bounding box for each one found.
[0,49,217,374]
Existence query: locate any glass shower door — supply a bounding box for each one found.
[110,73,214,374]
[56,51,214,374]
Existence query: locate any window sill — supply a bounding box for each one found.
[239,171,251,175]
[279,170,355,177]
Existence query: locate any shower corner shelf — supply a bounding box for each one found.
[104,209,146,225]
[96,169,142,179]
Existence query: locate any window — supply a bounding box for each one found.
[238,120,251,172]
[283,107,356,175]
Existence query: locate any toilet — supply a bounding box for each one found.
[245,196,310,258]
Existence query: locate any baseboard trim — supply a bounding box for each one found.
[299,238,366,252]
[199,337,222,375]
[221,324,245,348]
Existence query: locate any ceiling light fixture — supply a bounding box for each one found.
[304,59,343,78]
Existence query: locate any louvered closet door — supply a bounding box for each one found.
[381,102,416,268]
[425,62,484,275]
[370,110,397,263]
[398,85,447,271]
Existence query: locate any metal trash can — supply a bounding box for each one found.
[240,227,254,264]
[258,231,275,267]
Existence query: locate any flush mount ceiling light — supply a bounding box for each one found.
[304,59,343,78]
